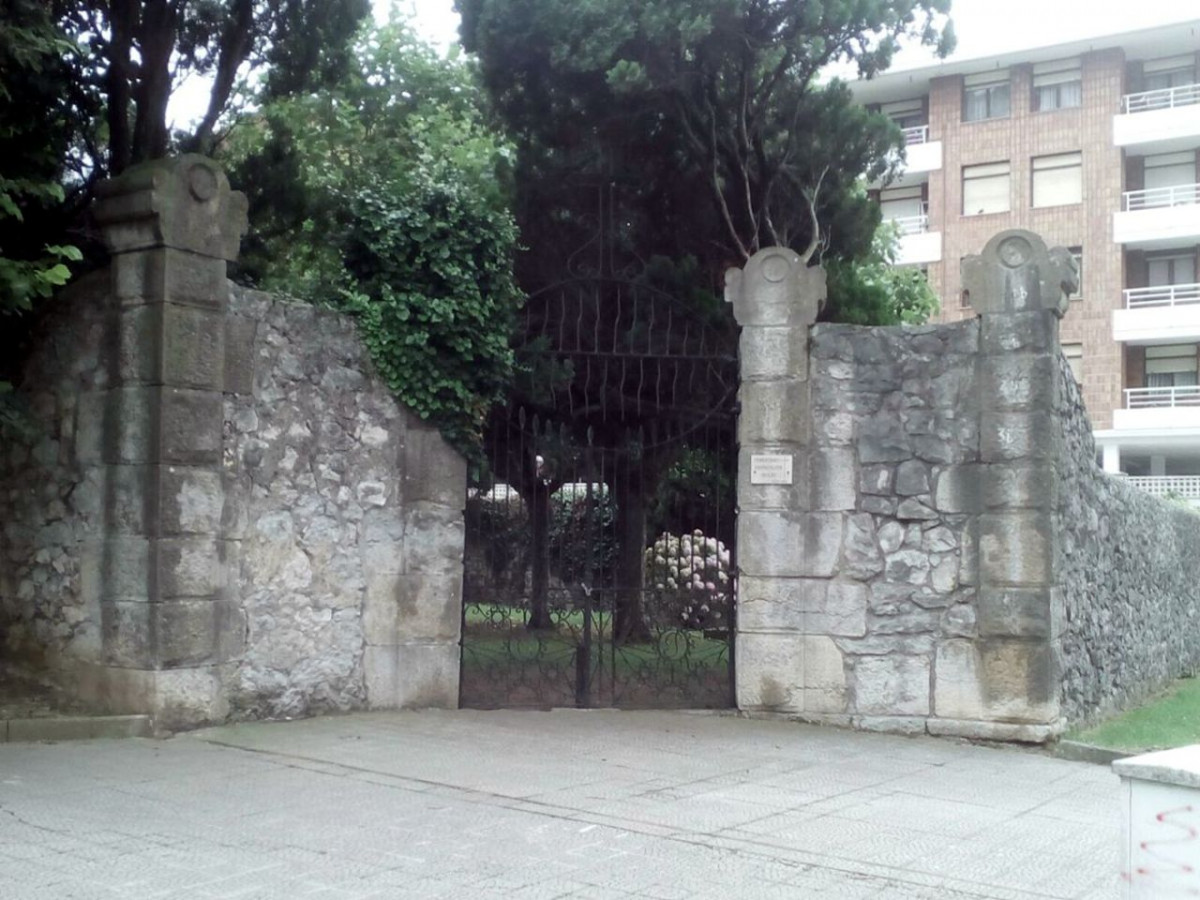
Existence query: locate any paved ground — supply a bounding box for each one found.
[0,710,1119,899]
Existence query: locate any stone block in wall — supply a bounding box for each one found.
[106,465,151,534]
[74,390,108,465]
[737,511,842,578]
[160,388,224,465]
[735,632,805,712]
[977,587,1062,640]
[404,426,467,507]
[809,448,856,512]
[158,466,224,535]
[933,465,980,514]
[740,326,810,382]
[809,582,868,638]
[403,504,464,577]
[363,572,463,644]
[934,638,1059,724]
[738,380,810,445]
[100,536,152,601]
[112,248,230,308]
[978,354,1059,413]
[856,415,911,464]
[853,655,931,716]
[979,310,1060,356]
[979,513,1052,587]
[364,644,460,710]
[803,635,848,714]
[152,598,246,667]
[223,315,258,396]
[107,386,155,465]
[156,537,222,598]
[72,661,230,727]
[980,411,1054,462]
[102,600,154,667]
[161,304,226,390]
[982,464,1056,511]
[737,577,821,632]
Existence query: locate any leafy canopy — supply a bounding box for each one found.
[223,20,524,455]
[458,0,954,287]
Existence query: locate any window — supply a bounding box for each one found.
[1063,343,1083,384]
[1067,247,1083,300]
[1143,56,1197,92]
[1147,252,1197,287]
[963,71,1011,122]
[1033,58,1082,111]
[963,161,1010,215]
[1032,152,1082,208]
[1144,151,1197,193]
[879,185,926,232]
[881,98,927,133]
[1145,344,1198,388]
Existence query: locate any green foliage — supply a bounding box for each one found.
[548,486,618,584]
[224,20,523,454]
[825,222,941,325]
[459,0,954,299]
[1069,676,1200,753]
[0,2,81,316]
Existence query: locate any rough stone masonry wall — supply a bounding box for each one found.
[0,272,111,674]
[223,288,465,720]
[0,156,465,727]
[1054,347,1200,726]
[803,320,982,733]
[729,230,1177,742]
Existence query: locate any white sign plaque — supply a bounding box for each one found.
[750,454,793,485]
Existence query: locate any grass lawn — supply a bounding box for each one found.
[1068,676,1200,753]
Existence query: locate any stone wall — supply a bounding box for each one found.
[0,157,465,728]
[0,272,111,675]
[1054,348,1200,726]
[729,229,1200,742]
[223,289,464,720]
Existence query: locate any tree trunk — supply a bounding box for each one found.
[527,479,554,630]
[613,466,651,644]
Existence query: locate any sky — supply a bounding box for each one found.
[386,0,1200,62]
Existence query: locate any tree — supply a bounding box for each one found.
[825,221,941,325]
[458,0,953,640]
[458,0,954,281]
[0,0,373,396]
[221,19,524,454]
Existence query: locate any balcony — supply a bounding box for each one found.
[1113,283,1200,344]
[1113,184,1200,248]
[1114,385,1200,430]
[1123,475,1200,505]
[873,126,943,187]
[885,211,942,265]
[1114,84,1200,153]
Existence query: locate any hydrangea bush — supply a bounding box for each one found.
[644,530,732,629]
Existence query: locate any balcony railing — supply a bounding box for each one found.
[1123,183,1200,210]
[887,211,929,236]
[1124,282,1200,309]
[1123,82,1200,114]
[1124,475,1200,501]
[1125,385,1200,408]
[900,124,929,145]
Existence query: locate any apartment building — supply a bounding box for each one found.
[852,20,1200,502]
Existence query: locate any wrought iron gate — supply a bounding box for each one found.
[461,273,739,709]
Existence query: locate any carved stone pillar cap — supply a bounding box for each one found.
[93,154,249,261]
[725,247,825,328]
[961,229,1078,319]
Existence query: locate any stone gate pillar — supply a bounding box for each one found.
[84,156,249,728]
[932,229,1077,741]
[725,250,846,714]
